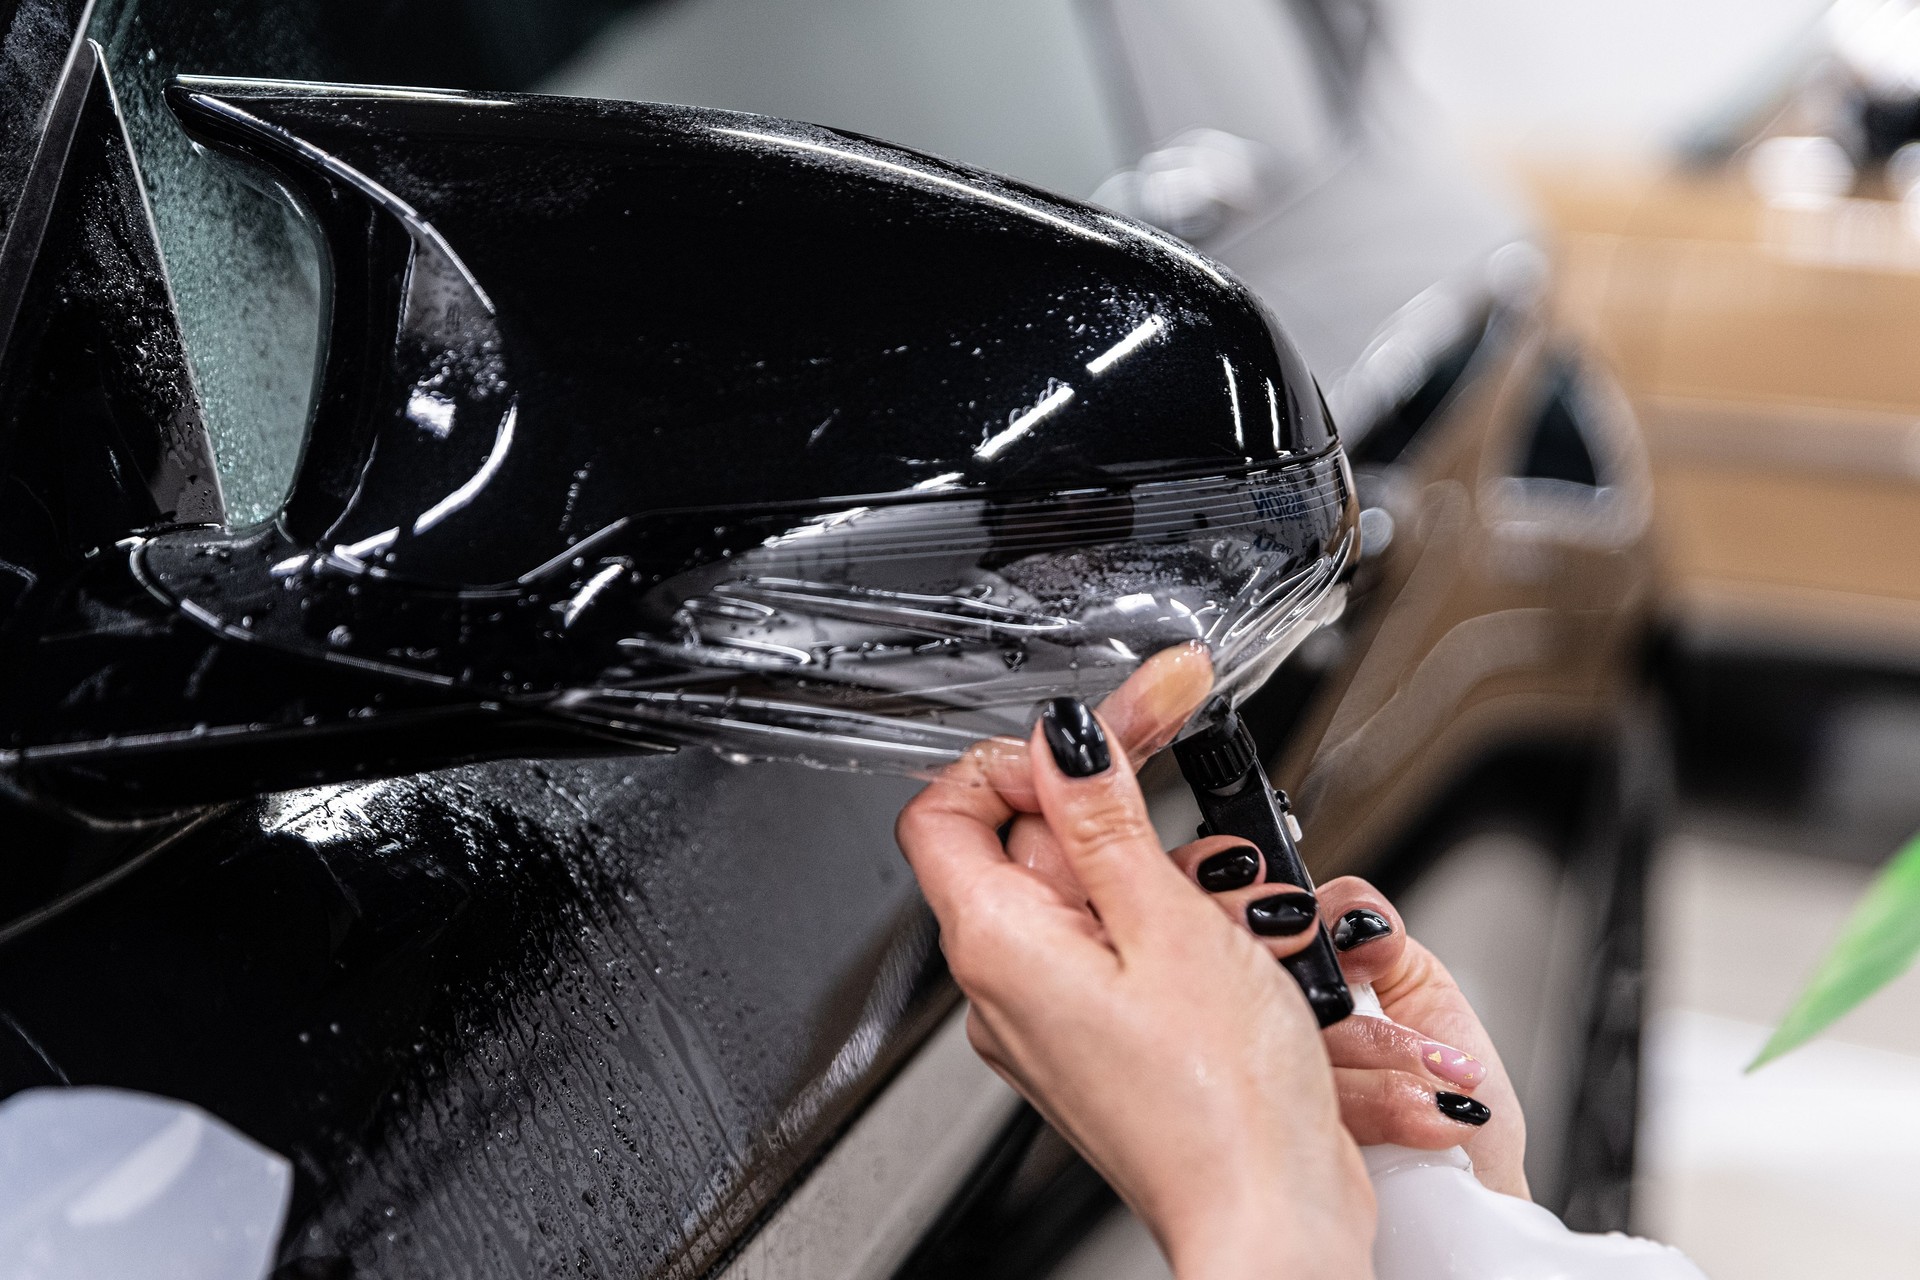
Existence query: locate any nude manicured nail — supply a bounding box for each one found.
[1132,642,1214,754]
[1418,1041,1487,1089]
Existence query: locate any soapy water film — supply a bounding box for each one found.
[549,455,1355,779]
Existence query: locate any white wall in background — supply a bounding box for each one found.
[1377,0,1832,152]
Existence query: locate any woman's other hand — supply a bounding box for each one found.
[1324,877,1527,1197]
[896,692,1376,1280]
[1173,834,1529,1198]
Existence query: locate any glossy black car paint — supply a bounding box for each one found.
[1,753,953,1279]
[0,6,1353,1276]
[1,72,1345,810]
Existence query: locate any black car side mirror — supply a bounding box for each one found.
[0,47,1354,815]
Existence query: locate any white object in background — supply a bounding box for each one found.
[0,1087,291,1280]
[1091,128,1281,241]
[1351,984,1710,1279]
[1746,135,1855,208]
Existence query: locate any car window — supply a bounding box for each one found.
[542,0,1127,201]
[90,1,334,529]
[1516,354,1603,489]
[1092,0,1342,177]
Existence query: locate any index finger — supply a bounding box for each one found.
[1028,701,1205,951]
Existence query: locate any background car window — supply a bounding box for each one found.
[1093,0,1343,179]
[1517,355,1603,489]
[542,0,1127,201]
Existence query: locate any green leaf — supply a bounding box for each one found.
[1749,829,1920,1071]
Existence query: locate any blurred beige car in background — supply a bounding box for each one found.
[1515,0,1920,867]
[1530,0,1920,667]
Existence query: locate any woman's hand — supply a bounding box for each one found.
[988,646,1528,1198]
[1167,854,1530,1199]
[1324,877,1527,1197]
[896,686,1376,1280]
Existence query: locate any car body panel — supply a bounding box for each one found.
[1278,299,1657,877]
[0,751,948,1277]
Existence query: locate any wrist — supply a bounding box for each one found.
[1163,1197,1372,1280]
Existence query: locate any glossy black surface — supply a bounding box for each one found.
[1195,845,1261,893]
[0,76,1343,810]
[1245,890,1317,936]
[1331,907,1392,951]
[1436,1091,1493,1127]
[0,19,1353,1275]
[1040,697,1111,778]
[0,752,948,1276]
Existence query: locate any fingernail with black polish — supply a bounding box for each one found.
[1247,891,1318,936]
[1041,697,1111,778]
[1436,1091,1492,1127]
[1332,908,1393,951]
[1197,846,1262,893]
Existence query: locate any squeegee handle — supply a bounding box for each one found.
[1173,716,1353,1028]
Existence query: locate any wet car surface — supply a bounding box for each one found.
[0,1,1662,1274]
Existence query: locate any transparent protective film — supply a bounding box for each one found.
[551,455,1355,775]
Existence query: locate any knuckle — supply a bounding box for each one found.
[964,1010,1003,1063]
[1260,930,1319,961]
[893,799,932,850]
[945,943,990,994]
[1357,1017,1415,1059]
[1061,804,1155,855]
[1340,1072,1452,1149]
[941,904,1008,993]
[1386,1081,1456,1148]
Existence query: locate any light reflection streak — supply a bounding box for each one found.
[562,562,627,629]
[1086,315,1166,375]
[1223,358,1244,452]
[976,384,1076,460]
[1267,378,1284,454]
[712,127,1114,246]
[339,529,397,560]
[179,77,512,106]
[1095,213,1231,287]
[414,403,519,535]
[762,506,875,549]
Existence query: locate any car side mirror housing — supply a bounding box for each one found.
[0,56,1355,815]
